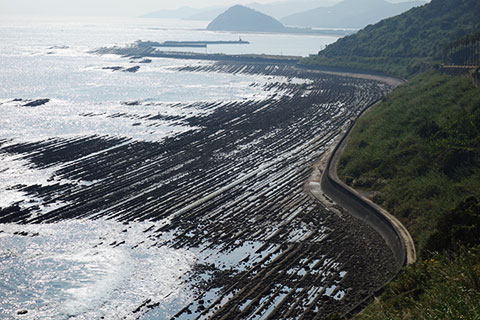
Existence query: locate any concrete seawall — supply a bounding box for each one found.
[308,78,415,269]
[309,95,417,315]
[320,123,410,267]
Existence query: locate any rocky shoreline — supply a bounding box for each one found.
[1,62,397,318]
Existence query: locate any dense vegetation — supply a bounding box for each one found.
[445,31,480,66]
[337,70,480,319]
[301,0,480,77]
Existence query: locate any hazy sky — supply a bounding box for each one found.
[0,0,419,17]
[1,0,267,16]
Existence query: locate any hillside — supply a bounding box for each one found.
[281,0,425,29]
[207,5,286,33]
[301,0,480,77]
[337,70,480,319]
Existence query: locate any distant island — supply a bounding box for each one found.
[207,5,287,33]
[139,0,337,21]
[142,0,426,32]
[206,5,353,36]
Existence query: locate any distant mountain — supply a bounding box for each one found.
[187,8,226,21]
[302,0,480,77]
[246,0,338,19]
[140,0,339,21]
[281,0,426,28]
[207,5,286,33]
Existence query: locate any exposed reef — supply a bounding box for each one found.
[23,99,50,107]
[0,62,398,318]
[102,66,140,73]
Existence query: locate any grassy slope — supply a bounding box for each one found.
[337,70,480,318]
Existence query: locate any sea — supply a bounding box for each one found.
[0,16,340,319]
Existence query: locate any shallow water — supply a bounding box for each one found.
[0,219,196,319]
[0,16,347,318]
[0,16,323,210]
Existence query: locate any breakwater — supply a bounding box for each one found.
[136,40,250,48]
[93,42,301,64]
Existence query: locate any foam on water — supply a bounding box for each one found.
[0,219,196,319]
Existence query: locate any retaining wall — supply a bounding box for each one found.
[320,103,409,269]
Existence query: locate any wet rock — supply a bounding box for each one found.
[14,231,29,237]
[102,66,123,71]
[123,66,140,73]
[23,99,50,107]
[12,231,39,237]
[133,299,151,313]
[122,101,141,106]
[48,45,69,49]
[114,240,125,247]
[3,62,399,318]
[147,302,160,309]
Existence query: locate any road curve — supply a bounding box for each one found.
[308,73,416,269]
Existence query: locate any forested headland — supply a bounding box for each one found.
[302,0,480,318]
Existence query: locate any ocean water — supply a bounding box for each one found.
[0,219,196,319]
[0,16,337,143]
[0,16,340,319]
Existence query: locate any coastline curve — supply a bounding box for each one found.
[307,71,416,276]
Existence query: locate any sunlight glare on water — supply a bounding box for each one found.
[0,219,196,319]
[0,16,342,319]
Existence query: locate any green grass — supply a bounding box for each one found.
[339,70,480,249]
[357,247,480,320]
[336,70,480,319]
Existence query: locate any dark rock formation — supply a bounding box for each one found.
[102,66,123,71]
[23,99,49,107]
[123,66,140,73]
[102,66,140,73]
